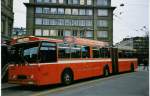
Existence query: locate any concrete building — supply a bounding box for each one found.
[24,0,115,45]
[115,38,134,51]
[115,36,149,64]
[1,0,14,41]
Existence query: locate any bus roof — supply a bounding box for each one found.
[11,36,63,45]
[11,36,109,47]
[64,36,109,47]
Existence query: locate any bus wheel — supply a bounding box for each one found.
[131,64,134,72]
[103,68,110,77]
[61,70,73,85]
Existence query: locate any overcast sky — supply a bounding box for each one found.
[13,0,149,43]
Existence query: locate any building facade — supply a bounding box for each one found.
[12,27,27,38]
[115,36,149,64]
[115,38,134,51]
[1,0,14,41]
[133,37,149,64]
[25,0,115,44]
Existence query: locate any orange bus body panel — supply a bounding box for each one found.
[8,58,137,86]
[118,59,138,72]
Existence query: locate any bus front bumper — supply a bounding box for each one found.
[8,79,37,85]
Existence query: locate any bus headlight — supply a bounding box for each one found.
[29,75,34,79]
[12,75,16,79]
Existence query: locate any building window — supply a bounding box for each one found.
[57,19,64,25]
[72,9,78,15]
[43,19,49,25]
[87,0,92,5]
[50,30,57,36]
[73,0,79,4]
[86,20,92,26]
[97,31,108,38]
[43,30,49,36]
[64,30,72,36]
[58,8,64,14]
[65,8,71,15]
[58,30,63,36]
[80,0,85,5]
[8,23,12,36]
[50,19,57,25]
[79,20,85,26]
[97,0,108,6]
[35,29,42,36]
[98,9,108,16]
[72,20,78,26]
[51,8,57,14]
[72,30,78,36]
[36,0,42,3]
[79,9,86,15]
[58,0,64,4]
[65,19,71,26]
[35,18,42,25]
[86,9,92,15]
[43,0,49,3]
[43,8,50,14]
[97,20,108,27]
[67,0,72,4]
[51,0,57,3]
[80,31,84,37]
[86,31,93,37]
[1,20,5,34]
[35,7,42,13]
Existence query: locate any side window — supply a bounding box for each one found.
[71,44,81,58]
[39,42,57,63]
[99,48,110,58]
[81,46,90,58]
[23,47,38,59]
[118,50,136,58]
[92,47,99,58]
[58,43,70,58]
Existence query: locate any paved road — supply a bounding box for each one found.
[2,67,149,96]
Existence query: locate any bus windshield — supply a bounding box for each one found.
[9,42,40,64]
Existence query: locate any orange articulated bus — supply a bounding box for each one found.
[8,36,138,86]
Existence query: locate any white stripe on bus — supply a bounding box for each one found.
[9,58,137,66]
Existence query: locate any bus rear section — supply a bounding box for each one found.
[111,48,138,74]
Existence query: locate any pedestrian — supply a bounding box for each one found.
[143,58,149,71]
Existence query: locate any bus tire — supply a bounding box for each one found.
[131,64,134,72]
[103,66,110,77]
[61,69,73,85]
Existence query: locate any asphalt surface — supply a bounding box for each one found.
[1,66,149,96]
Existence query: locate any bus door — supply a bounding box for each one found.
[39,42,57,63]
[111,48,118,74]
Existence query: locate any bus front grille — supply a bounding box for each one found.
[17,75,27,80]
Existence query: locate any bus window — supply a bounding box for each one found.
[92,47,99,58]
[118,50,136,58]
[71,44,81,58]
[81,46,90,58]
[23,47,38,62]
[99,48,110,58]
[58,43,70,58]
[39,42,57,63]
[9,42,40,64]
